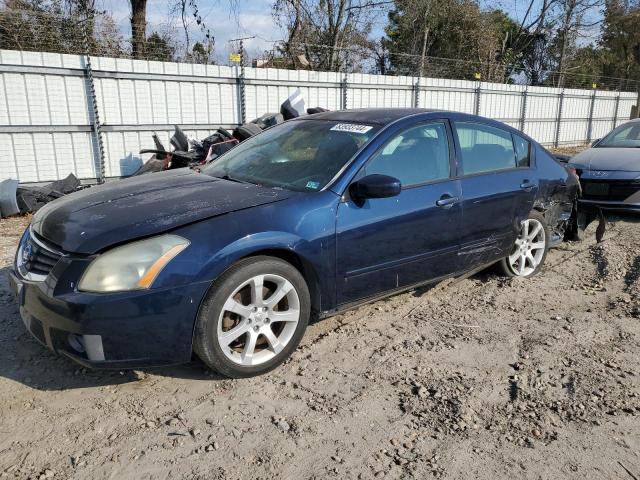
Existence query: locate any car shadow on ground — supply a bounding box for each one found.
[2,213,638,392]
[0,268,229,391]
[0,262,510,392]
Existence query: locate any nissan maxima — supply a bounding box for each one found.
[9,109,579,378]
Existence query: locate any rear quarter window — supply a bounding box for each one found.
[513,134,531,168]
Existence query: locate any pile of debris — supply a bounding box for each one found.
[133,89,328,175]
[0,89,328,218]
[0,174,83,217]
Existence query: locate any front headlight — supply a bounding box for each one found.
[78,234,190,293]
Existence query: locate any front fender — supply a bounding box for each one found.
[195,231,308,281]
[155,192,339,310]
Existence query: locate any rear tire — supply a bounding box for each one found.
[194,256,310,378]
[498,211,549,278]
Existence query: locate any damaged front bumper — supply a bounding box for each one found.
[8,268,209,369]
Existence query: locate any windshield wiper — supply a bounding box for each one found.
[216,174,255,185]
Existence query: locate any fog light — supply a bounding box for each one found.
[67,334,105,361]
[68,334,85,353]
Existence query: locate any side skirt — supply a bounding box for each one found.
[316,260,497,321]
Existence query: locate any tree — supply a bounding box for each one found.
[0,0,121,56]
[190,41,214,63]
[171,0,214,60]
[548,0,604,87]
[130,0,147,58]
[145,32,175,61]
[599,0,640,86]
[273,0,389,71]
[383,0,520,81]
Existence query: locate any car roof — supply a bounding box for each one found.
[298,108,517,131]
[300,108,447,126]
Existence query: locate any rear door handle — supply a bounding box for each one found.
[520,181,536,191]
[436,195,459,208]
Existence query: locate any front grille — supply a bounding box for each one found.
[581,179,640,202]
[19,230,63,278]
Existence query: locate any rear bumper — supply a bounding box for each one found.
[8,269,210,369]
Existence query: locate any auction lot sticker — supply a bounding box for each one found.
[330,123,374,134]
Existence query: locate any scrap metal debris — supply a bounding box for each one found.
[0,178,19,217]
[1,90,327,216]
[16,174,82,214]
[134,90,324,176]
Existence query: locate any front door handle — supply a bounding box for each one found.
[520,180,536,191]
[436,195,459,208]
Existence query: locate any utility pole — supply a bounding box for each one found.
[229,36,255,125]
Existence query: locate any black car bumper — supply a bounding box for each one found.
[578,198,640,213]
[8,269,210,369]
[578,177,640,213]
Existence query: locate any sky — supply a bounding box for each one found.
[95,0,604,62]
[96,0,294,61]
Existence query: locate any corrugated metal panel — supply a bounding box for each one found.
[0,48,638,182]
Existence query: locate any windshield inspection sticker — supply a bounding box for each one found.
[330,123,373,134]
[305,181,320,190]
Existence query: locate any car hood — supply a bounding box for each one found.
[31,169,294,254]
[570,147,640,172]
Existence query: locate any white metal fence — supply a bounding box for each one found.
[0,49,638,183]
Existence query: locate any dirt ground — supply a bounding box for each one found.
[1,211,639,480]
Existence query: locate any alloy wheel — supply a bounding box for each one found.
[508,218,546,276]
[216,274,300,366]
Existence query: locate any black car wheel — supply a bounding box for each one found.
[194,256,310,378]
[498,210,549,278]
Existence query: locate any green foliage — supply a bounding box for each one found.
[145,32,175,61]
[382,0,521,81]
[600,0,640,85]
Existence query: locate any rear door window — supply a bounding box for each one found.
[362,122,451,187]
[455,122,517,175]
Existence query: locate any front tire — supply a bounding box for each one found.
[194,256,310,378]
[498,211,549,278]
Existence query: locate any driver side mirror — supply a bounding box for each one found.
[349,174,401,205]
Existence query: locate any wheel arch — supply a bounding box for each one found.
[237,248,322,315]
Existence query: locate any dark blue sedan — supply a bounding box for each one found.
[9,109,579,377]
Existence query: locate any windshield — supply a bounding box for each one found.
[202,120,379,191]
[597,122,640,148]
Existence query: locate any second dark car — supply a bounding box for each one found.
[10,109,579,377]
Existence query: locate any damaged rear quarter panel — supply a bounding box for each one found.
[533,145,580,243]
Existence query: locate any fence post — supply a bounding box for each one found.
[586,89,597,144]
[341,75,348,110]
[82,49,105,182]
[612,93,620,130]
[636,89,640,119]
[554,89,565,148]
[474,82,481,116]
[236,68,246,124]
[519,88,528,133]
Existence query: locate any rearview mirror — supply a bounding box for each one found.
[350,174,401,204]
